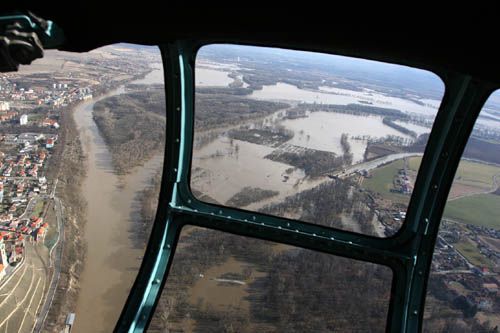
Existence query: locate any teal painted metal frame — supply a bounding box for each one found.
[115,41,499,333]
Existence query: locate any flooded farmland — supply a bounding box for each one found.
[196,67,234,87]
[281,111,415,162]
[250,82,441,116]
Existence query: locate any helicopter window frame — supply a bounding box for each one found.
[186,42,448,240]
[116,41,499,333]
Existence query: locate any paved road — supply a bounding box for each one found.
[431,270,473,275]
[33,196,64,333]
[18,196,40,220]
[326,152,423,178]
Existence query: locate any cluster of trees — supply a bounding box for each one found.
[228,125,294,148]
[364,142,404,161]
[340,133,353,165]
[93,89,166,173]
[296,102,407,118]
[149,227,275,332]
[147,181,498,333]
[194,93,288,131]
[235,64,329,91]
[43,101,87,331]
[382,117,418,138]
[197,87,253,96]
[262,178,378,236]
[225,187,279,207]
[135,171,162,248]
[251,248,391,332]
[149,203,389,333]
[265,147,349,177]
[423,276,499,332]
[404,133,430,153]
[0,120,59,134]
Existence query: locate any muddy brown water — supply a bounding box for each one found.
[72,84,163,332]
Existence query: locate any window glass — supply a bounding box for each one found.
[0,44,164,332]
[191,44,444,237]
[148,226,393,332]
[424,91,500,332]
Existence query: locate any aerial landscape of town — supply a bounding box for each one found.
[0,43,498,333]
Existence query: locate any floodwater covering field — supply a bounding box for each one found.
[191,67,433,206]
[196,68,234,87]
[281,111,414,162]
[192,137,321,205]
[251,82,440,116]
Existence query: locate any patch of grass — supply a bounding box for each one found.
[363,158,500,208]
[44,225,59,250]
[363,158,419,204]
[32,200,45,217]
[444,193,500,229]
[408,156,422,170]
[454,239,494,269]
[28,114,45,122]
[448,281,470,296]
[453,160,500,189]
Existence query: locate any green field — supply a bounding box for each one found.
[32,201,45,218]
[454,238,494,269]
[444,193,500,229]
[28,114,45,122]
[363,157,420,204]
[453,160,500,189]
[408,156,422,170]
[364,157,500,208]
[44,225,59,250]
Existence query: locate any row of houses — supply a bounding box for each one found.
[0,212,49,282]
[1,133,57,150]
[0,137,53,282]
[1,79,93,109]
[0,148,48,179]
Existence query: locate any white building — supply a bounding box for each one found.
[0,239,7,281]
[0,101,9,111]
[20,114,28,126]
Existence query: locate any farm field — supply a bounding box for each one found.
[362,157,420,204]
[443,193,500,229]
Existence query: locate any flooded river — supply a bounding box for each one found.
[250,82,441,116]
[281,111,415,163]
[72,69,164,332]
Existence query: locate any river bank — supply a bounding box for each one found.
[43,97,87,332]
[71,66,164,332]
